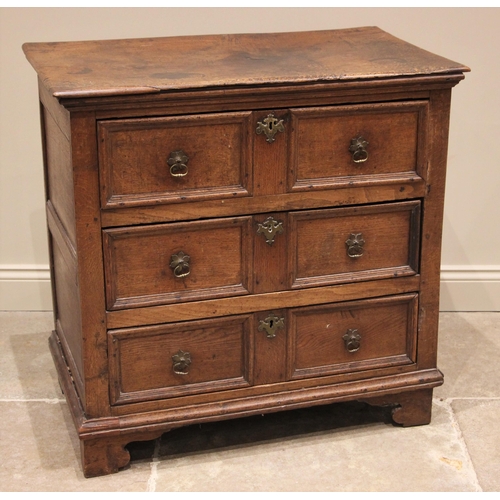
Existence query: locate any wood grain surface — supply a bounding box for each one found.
[23,27,469,98]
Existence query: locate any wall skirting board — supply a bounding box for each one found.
[0,265,52,311]
[439,265,500,312]
[0,264,499,312]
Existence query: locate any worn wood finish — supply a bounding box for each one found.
[253,211,288,293]
[253,308,288,385]
[22,27,467,98]
[288,294,418,380]
[416,89,454,371]
[49,231,84,397]
[362,388,434,426]
[42,107,76,246]
[107,275,422,329]
[108,315,253,405]
[24,28,467,477]
[58,321,443,432]
[98,112,253,208]
[289,201,420,288]
[81,430,165,478]
[103,216,253,309]
[100,180,427,227]
[64,79,461,119]
[289,101,428,191]
[253,109,289,196]
[70,111,110,417]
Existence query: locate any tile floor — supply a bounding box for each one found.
[0,311,498,491]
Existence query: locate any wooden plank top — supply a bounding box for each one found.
[23,27,469,99]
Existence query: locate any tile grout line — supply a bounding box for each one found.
[433,397,483,492]
[146,437,161,492]
[442,396,500,400]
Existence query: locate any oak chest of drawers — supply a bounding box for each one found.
[23,27,468,477]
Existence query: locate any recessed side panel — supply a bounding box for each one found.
[42,103,76,247]
[48,214,84,401]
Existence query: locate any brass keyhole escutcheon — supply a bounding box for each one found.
[257,216,284,245]
[256,114,285,143]
[343,329,361,353]
[258,314,285,339]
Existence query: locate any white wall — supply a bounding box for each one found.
[1,7,499,311]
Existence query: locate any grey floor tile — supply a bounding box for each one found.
[435,312,500,399]
[451,399,500,492]
[153,402,478,491]
[0,401,152,491]
[0,312,53,336]
[0,312,60,400]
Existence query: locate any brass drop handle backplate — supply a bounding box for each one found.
[168,150,189,177]
[258,314,285,339]
[349,136,369,163]
[256,113,285,143]
[172,349,191,375]
[345,233,365,258]
[170,251,190,278]
[343,329,361,353]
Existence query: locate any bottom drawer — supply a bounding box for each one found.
[288,294,418,379]
[109,293,418,406]
[108,315,253,405]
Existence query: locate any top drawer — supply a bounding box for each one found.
[97,101,428,212]
[289,101,428,191]
[98,111,253,208]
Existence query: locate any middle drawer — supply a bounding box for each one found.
[103,200,420,310]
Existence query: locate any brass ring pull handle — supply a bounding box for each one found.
[170,251,190,278]
[349,136,369,163]
[345,233,365,258]
[258,314,285,339]
[343,329,361,353]
[256,113,285,143]
[168,150,189,177]
[172,350,191,375]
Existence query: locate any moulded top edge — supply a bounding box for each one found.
[22,27,470,100]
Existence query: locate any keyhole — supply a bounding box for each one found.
[269,319,274,328]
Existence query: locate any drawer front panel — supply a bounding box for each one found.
[109,315,252,405]
[103,216,253,310]
[289,101,427,190]
[289,201,420,288]
[98,112,252,208]
[288,294,418,380]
